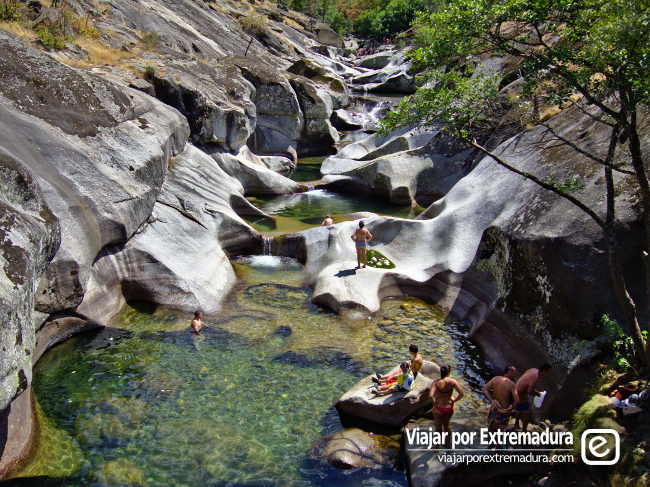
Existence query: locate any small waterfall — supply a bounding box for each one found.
[262,235,273,255]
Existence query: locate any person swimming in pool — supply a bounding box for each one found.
[429,364,463,447]
[351,220,372,269]
[190,310,203,335]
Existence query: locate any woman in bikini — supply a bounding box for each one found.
[429,364,463,447]
[351,221,372,269]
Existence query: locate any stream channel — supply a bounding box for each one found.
[11,97,493,486]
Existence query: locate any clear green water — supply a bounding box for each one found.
[17,258,491,487]
[246,190,421,235]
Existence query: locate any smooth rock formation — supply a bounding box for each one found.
[307,428,400,469]
[320,127,468,204]
[351,50,416,94]
[335,361,439,428]
[210,146,305,196]
[77,144,259,325]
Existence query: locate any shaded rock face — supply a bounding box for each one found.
[237,57,303,161]
[145,59,256,151]
[0,31,189,315]
[307,428,399,469]
[287,58,349,110]
[405,418,546,487]
[77,145,258,325]
[335,362,439,429]
[0,153,59,411]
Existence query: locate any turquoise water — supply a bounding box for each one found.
[17,258,491,486]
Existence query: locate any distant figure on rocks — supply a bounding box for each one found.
[372,361,414,396]
[429,364,463,447]
[373,344,423,385]
[483,365,518,431]
[191,310,203,335]
[351,221,372,269]
[321,214,334,226]
[513,363,552,431]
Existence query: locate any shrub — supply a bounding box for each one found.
[0,0,22,22]
[238,13,269,37]
[143,65,156,80]
[35,24,66,50]
[354,0,434,40]
[601,314,642,372]
[139,31,161,50]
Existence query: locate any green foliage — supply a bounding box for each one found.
[601,314,637,371]
[544,175,585,192]
[0,0,22,21]
[139,31,161,51]
[380,69,502,138]
[35,25,66,50]
[238,13,269,37]
[353,0,433,40]
[365,249,395,269]
[143,65,156,80]
[324,7,352,34]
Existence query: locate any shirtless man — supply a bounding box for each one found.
[429,364,463,447]
[351,221,372,269]
[514,363,552,430]
[191,310,203,335]
[483,365,518,431]
[321,214,334,226]
[409,344,423,378]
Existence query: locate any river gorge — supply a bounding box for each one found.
[0,0,647,486]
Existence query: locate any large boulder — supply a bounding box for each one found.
[143,59,256,151]
[289,74,340,156]
[235,57,303,161]
[210,146,305,195]
[307,428,400,469]
[335,361,439,428]
[77,144,258,325]
[287,58,349,109]
[320,128,468,205]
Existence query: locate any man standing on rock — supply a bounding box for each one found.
[191,310,203,335]
[483,365,518,431]
[351,220,372,269]
[514,363,552,430]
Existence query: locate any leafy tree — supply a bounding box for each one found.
[354,0,433,40]
[381,0,650,367]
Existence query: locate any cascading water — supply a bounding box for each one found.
[249,235,284,268]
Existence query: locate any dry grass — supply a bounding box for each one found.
[75,37,136,65]
[0,20,33,41]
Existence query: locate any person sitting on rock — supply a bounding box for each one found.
[429,364,463,447]
[372,361,413,396]
[373,344,423,385]
[321,214,334,226]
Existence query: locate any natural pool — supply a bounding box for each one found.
[15,257,491,486]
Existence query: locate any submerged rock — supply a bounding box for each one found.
[307,428,400,469]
